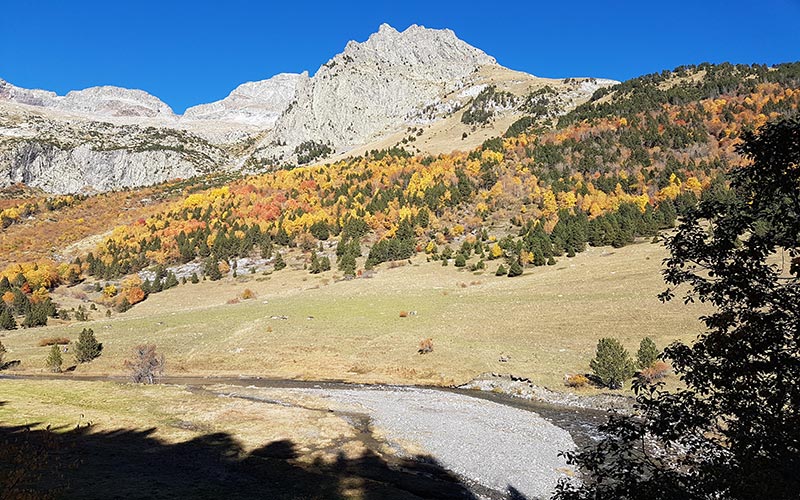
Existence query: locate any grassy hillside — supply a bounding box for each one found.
[0,62,796,391]
[0,241,705,389]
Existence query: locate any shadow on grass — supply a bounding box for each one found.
[0,422,481,499]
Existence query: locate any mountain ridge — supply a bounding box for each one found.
[0,23,616,194]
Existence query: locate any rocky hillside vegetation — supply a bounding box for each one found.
[0,61,797,322]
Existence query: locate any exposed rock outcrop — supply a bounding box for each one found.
[0,79,176,119]
[183,73,308,127]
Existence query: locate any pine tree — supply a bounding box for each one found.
[74,328,102,364]
[273,252,286,271]
[12,289,30,315]
[0,307,16,330]
[589,338,636,389]
[309,253,322,274]
[337,252,356,276]
[22,303,48,328]
[74,305,89,321]
[454,253,467,268]
[116,298,132,313]
[507,260,523,277]
[46,344,63,373]
[205,258,222,280]
[636,337,659,369]
[495,264,507,276]
[190,272,200,284]
[164,272,179,289]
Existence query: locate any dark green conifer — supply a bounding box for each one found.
[0,307,16,330]
[74,328,103,364]
[46,344,63,373]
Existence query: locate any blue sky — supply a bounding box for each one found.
[2,1,799,113]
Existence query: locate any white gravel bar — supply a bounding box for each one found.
[300,387,576,499]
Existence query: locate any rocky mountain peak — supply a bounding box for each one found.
[0,78,59,107]
[332,23,496,74]
[266,24,501,159]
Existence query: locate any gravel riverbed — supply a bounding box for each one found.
[298,386,577,499]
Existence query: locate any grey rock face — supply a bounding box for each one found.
[183,73,308,127]
[265,24,499,158]
[0,142,201,194]
[0,103,227,194]
[0,79,176,119]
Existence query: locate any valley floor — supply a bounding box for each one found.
[0,242,707,498]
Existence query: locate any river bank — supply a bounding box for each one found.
[1,373,612,498]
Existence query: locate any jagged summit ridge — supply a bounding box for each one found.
[336,23,497,73]
[0,23,615,193]
[266,24,500,157]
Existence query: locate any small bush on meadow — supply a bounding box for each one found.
[418,338,433,354]
[638,360,670,382]
[125,344,164,384]
[565,374,590,388]
[38,337,70,347]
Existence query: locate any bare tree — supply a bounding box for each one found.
[124,344,164,384]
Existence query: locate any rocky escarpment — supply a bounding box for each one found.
[1,143,202,193]
[0,104,227,193]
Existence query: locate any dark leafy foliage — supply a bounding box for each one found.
[554,116,800,499]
